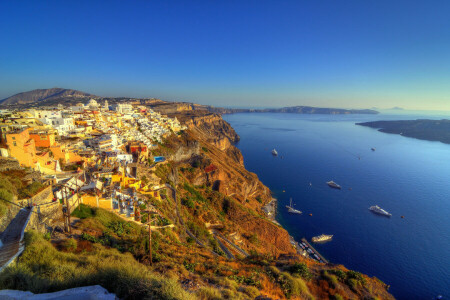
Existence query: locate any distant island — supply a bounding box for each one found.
[206,105,379,115]
[357,119,450,144]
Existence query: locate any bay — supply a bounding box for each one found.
[224,112,450,299]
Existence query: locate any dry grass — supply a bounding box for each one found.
[0,230,196,300]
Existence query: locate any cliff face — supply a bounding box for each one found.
[151,107,393,299]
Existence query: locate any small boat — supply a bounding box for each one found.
[327,180,341,189]
[312,234,333,243]
[271,149,278,156]
[371,147,376,151]
[286,198,302,214]
[369,205,392,217]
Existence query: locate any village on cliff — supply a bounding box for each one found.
[0,99,188,229]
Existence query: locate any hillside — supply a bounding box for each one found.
[0,88,96,106]
[357,119,450,144]
[0,106,394,299]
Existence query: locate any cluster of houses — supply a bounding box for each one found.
[0,99,187,221]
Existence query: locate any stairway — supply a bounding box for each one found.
[0,208,32,271]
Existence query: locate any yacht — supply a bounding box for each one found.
[286,198,302,214]
[369,205,392,217]
[312,234,333,243]
[327,180,341,189]
[271,149,278,156]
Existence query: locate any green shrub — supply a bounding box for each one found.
[196,286,222,300]
[329,269,346,281]
[321,270,338,288]
[183,183,206,203]
[332,294,344,300]
[63,238,77,252]
[182,197,194,209]
[288,262,313,280]
[43,232,51,241]
[18,181,44,199]
[71,204,94,219]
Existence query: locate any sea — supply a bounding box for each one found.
[223,112,450,300]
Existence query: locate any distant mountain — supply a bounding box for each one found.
[205,105,379,115]
[357,119,450,144]
[0,88,97,106]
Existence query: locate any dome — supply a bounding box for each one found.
[87,99,99,107]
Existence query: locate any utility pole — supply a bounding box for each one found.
[148,218,152,265]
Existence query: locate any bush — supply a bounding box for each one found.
[183,183,206,203]
[241,285,260,298]
[321,270,338,288]
[288,262,313,280]
[43,232,51,241]
[18,181,44,199]
[182,197,194,209]
[63,238,77,252]
[71,204,94,219]
[196,286,222,300]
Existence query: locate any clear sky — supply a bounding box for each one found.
[1,0,449,110]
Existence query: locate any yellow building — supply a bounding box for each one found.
[6,128,37,168]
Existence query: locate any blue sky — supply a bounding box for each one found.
[1,1,449,110]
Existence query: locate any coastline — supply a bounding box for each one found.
[262,195,329,264]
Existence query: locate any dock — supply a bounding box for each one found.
[301,238,329,264]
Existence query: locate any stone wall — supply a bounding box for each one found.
[0,158,21,172]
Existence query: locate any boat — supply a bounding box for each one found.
[326,180,341,189]
[369,205,392,217]
[371,147,376,151]
[286,198,302,214]
[271,149,278,156]
[312,234,333,243]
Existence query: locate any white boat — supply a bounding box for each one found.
[285,198,302,214]
[327,180,341,189]
[369,205,392,217]
[312,234,333,243]
[271,149,278,156]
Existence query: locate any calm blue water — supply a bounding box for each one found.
[223,113,450,300]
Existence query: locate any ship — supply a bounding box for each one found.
[285,198,302,214]
[312,234,333,243]
[326,180,341,189]
[271,149,278,156]
[369,205,392,217]
[371,147,376,151]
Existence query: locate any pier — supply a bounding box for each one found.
[301,238,329,264]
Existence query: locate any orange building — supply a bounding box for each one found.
[30,130,56,148]
[6,128,37,168]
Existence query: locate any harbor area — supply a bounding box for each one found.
[289,235,328,264]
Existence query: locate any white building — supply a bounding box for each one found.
[115,103,133,114]
[40,117,75,135]
[70,103,85,112]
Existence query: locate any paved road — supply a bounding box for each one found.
[0,208,32,271]
[213,230,249,258]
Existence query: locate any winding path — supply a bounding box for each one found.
[0,207,33,272]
